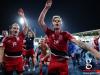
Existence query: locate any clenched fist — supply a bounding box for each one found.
[45,0,52,9]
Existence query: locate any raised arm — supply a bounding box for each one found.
[38,0,52,31]
[18,8,28,35]
[71,39,100,59]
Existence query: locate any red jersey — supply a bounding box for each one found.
[45,27,74,52]
[3,32,25,53]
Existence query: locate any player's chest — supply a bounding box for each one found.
[51,33,63,39]
[6,37,22,46]
[49,33,65,44]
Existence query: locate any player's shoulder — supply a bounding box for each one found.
[61,31,73,37]
[46,27,54,32]
[3,36,9,40]
[61,31,69,34]
[2,36,9,42]
[18,32,24,36]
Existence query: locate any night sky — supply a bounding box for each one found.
[0,0,100,37]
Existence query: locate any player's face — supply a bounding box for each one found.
[40,39,45,46]
[52,17,62,30]
[28,32,33,37]
[11,24,20,36]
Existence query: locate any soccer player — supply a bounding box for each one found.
[24,29,35,69]
[0,8,28,75]
[38,0,100,75]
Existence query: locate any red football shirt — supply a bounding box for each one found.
[45,27,75,52]
[3,32,25,52]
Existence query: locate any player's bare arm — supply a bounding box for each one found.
[18,8,28,35]
[71,39,100,59]
[38,0,52,31]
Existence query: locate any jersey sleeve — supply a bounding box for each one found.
[65,32,75,41]
[45,27,53,36]
[19,32,25,39]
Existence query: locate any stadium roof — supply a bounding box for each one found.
[73,29,100,36]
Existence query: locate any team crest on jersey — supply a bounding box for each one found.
[13,42,17,47]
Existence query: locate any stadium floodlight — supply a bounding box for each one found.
[19,17,24,25]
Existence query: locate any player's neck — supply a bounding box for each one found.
[54,29,61,34]
[10,34,18,37]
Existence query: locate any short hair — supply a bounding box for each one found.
[11,23,20,29]
[52,15,62,21]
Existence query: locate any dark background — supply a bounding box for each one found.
[0,0,100,37]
